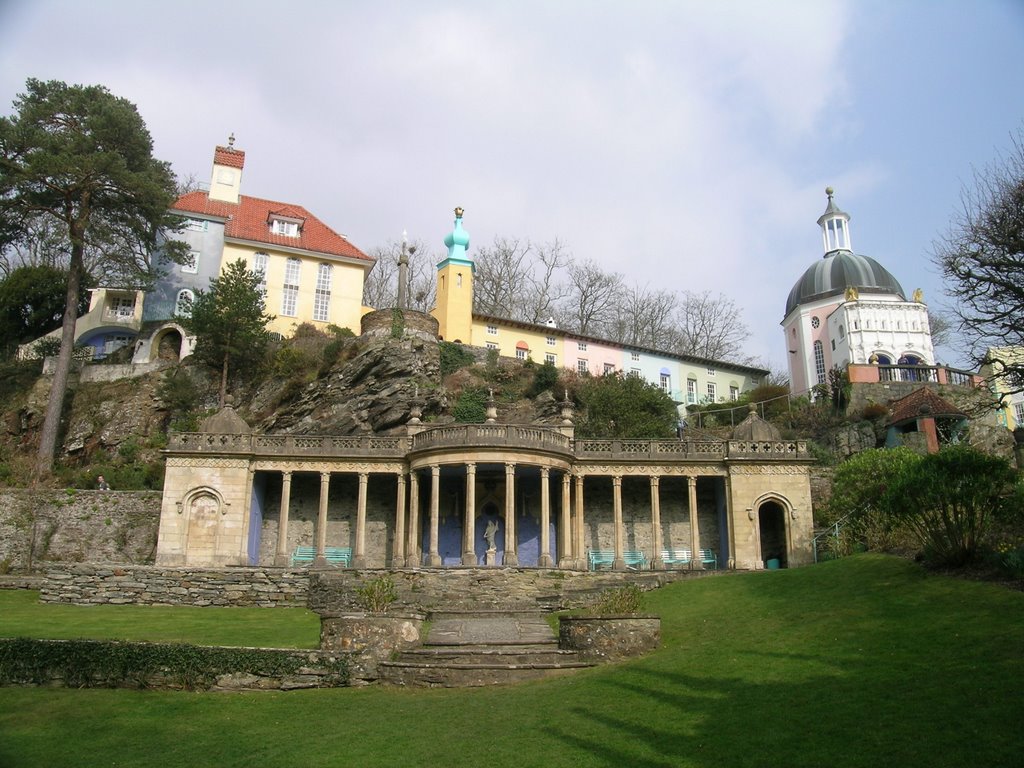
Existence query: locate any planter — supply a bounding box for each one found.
[320,611,426,683]
[558,614,661,662]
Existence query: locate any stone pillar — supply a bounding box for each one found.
[574,474,586,570]
[274,470,293,566]
[352,472,369,568]
[688,476,703,570]
[392,473,406,568]
[539,467,553,567]
[649,476,664,570]
[428,465,442,567]
[558,472,572,568]
[407,471,420,567]
[315,471,330,566]
[612,475,625,570]
[504,462,518,566]
[463,462,477,565]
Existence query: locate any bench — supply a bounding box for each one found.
[289,546,352,567]
[588,550,648,571]
[660,548,718,569]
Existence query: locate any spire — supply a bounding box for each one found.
[443,207,471,261]
[816,186,852,257]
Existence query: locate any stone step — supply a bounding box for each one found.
[396,645,575,666]
[378,658,594,688]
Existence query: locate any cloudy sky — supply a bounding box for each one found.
[2,0,1022,376]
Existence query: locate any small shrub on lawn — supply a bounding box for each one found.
[592,584,644,615]
[357,576,399,613]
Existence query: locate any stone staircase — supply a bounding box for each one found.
[378,609,594,687]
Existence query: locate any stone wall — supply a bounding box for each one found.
[558,615,661,661]
[0,490,161,571]
[40,564,309,606]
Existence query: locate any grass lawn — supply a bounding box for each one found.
[1,554,1022,768]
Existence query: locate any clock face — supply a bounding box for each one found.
[811,316,820,329]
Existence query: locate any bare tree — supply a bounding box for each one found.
[673,290,751,361]
[362,238,437,313]
[606,284,679,348]
[472,237,535,319]
[558,258,623,336]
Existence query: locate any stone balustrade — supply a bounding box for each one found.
[410,424,573,454]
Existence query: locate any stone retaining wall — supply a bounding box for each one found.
[558,615,662,661]
[40,564,310,607]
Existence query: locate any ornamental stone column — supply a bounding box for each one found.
[274,470,293,566]
[688,476,703,570]
[650,475,664,570]
[504,462,518,566]
[558,472,572,568]
[574,474,586,570]
[539,467,553,567]
[428,465,442,567]
[463,463,477,565]
[314,471,330,566]
[352,472,369,568]
[407,471,421,567]
[612,475,625,571]
[392,473,407,568]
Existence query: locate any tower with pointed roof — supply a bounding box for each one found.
[781,189,934,395]
[432,207,474,343]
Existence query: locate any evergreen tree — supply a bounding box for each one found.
[577,372,678,438]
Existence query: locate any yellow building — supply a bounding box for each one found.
[982,346,1024,430]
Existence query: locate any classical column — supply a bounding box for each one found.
[574,474,586,570]
[558,472,572,568]
[315,471,330,566]
[462,462,477,565]
[274,470,293,566]
[504,462,518,566]
[428,465,442,567]
[352,472,369,568]
[650,475,664,570]
[539,467,553,567]
[688,475,703,570]
[407,471,420,567]
[612,475,625,571]
[392,473,407,568]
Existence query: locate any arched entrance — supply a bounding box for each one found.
[757,500,788,568]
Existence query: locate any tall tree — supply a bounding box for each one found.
[473,237,569,323]
[673,290,751,361]
[933,129,1024,396]
[0,265,90,353]
[362,237,437,313]
[180,258,274,407]
[559,258,623,336]
[0,78,188,477]
[576,371,679,438]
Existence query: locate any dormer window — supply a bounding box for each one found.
[271,219,300,237]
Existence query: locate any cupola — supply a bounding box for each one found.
[817,187,851,255]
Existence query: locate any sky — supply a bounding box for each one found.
[1,0,1022,375]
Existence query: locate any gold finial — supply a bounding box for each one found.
[912,288,924,303]
[825,186,834,197]
[454,206,464,218]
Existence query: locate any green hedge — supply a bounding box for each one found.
[0,637,349,690]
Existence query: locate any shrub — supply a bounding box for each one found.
[439,341,476,378]
[452,388,488,423]
[591,585,644,615]
[528,360,560,397]
[356,575,399,613]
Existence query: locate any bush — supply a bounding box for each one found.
[452,388,488,423]
[439,341,475,378]
[528,360,560,397]
[591,585,644,615]
[356,576,398,613]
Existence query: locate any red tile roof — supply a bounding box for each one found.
[887,387,966,426]
[173,191,373,264]
[214,146,245,169]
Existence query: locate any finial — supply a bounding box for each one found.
[402,229,407,244]
[825,186,833,198]
[454,206,464,218]
[228,133,236,148]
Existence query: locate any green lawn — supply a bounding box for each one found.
[1,554,1022,768]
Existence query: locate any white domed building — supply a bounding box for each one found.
[782,189,935,395]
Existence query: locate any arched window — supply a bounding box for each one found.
[175,289,194,318]
[838,325,845,339]
[813,340,826,384]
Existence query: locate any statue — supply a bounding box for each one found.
[844,286,859,301]
[483,518,499,550]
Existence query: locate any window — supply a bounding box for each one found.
[271,219,299,237]
[516,349,527,360]
[706,382,717,401]
[282,258,300,317]
[577,342,587,351]
[660,373,671,393]
[811,316,820,329]
[631,352,640,362]
[730,385,740,401]
[313,263,332,321]
[630,368,641,379]
[706,367,716,376]
[487,325,498,335]
[604,363,615,374]
[185,218,208,232]
[546,336,556,346]
[1015,401,1024,426]
[252,252,268,295]
[813,340,826,384]
[486,342,499,351]
[577,359,589,374]
[838,324,845,339]
[687,379,697,404]
[103,334,132,357]
[182,250,199,274]
[545,353,556,365]
[175,289,194,318]
[110,296,135,319]
[456,273,463,287]
[831,339,836,351]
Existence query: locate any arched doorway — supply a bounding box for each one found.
[757,500,788,569]
[156,329,184,361]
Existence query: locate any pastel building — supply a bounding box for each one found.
[782,189,935,395]
[982,346,1024,431]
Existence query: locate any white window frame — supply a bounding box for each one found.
[706,382,717,402]
[687,379,697,404]
[730,385,740,401]
[313,263,332,322]
[282,258,301,317]
[486,325,498,335]
[486,342,499,351]
[1014,400,1024,426]
[546,336,556,346]
[577,359,589,374]
[175,289,194,318]
[516,348,527,360]
[252,252,268,296]
[271,219,299,237]
[182,250,199,274]
[629,368,641,379]
[813,340,826,384]
[706,367,716,376]
[545,353,556,365]
[577,342,587,351]
[185,218,208,232]
[631,352,640,362]
[660,373,671,393]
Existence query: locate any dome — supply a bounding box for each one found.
[731,405,781,441]
[784,251,905,317]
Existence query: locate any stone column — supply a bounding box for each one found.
[612,475,626,570]
[558,472,572,568]
[428,465,442,567]
[315,471,330,566]
[575,474,586,570]
[504,462,518,566]
[650,475,664,570]
[274,470,293,566]
[539,467,553,567]
[688,476,703,570]
[463,462,477,565]
[392,472,406,568]
[352,472,369,568]
[407,471,420,567]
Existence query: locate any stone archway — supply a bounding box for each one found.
[185,492,221,566]
[757,500,788,568]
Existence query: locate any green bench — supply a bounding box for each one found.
[289,546,352,567]
[661,548,717,569]
[588,550,648,571]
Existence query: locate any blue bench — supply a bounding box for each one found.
[290,546,352,567]
[588,550,648,571]
[661,548,717,569]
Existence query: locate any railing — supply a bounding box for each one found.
[410,424,573,454]
[100,310,138,324]
[168,433,409,457]
[726,440,808,459]
[850,363,981,387]
[574,439,727,460]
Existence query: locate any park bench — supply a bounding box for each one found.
[660,548,718,569]
[588,550,648,571]
[289,546,352,567]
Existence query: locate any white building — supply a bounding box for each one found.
[782,189,934,394]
